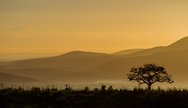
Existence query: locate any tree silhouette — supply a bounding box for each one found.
[127,64,174,90]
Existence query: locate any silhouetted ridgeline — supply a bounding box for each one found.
[1,86,188,108]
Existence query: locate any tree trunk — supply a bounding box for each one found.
[147,84,152,91]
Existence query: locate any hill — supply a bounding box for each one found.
[0,51,115,81]
[128,36,188,57]
[0,72,37,82]
[112,49,143,55]
[0,37,188,87]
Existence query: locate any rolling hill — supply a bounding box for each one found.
[127,36,188,57]
[0,36,188,86]
[0,72,37,82]
[112,49,143,55]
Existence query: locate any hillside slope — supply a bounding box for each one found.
[0,37,187,84]
[0,72,37,82]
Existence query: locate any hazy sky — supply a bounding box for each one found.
[1,0,188,55]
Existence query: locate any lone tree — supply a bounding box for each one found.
[127,64,174,90]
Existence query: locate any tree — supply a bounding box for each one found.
[127,64,174,90]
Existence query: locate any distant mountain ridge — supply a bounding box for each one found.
[168,36,188,49]
[112,49,144,55]
[0,36,188,85]
[126,37,188,57]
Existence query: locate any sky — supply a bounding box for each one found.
[1,0,188,58]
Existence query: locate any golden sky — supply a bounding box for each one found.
[1,0,188,55]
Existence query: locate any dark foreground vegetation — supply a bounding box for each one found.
[1,85,188,108]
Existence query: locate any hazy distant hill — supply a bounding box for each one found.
[168,37,188,50]
[127,37,188,57]
[112,49,143,55]
[0,37,188,85]
[0,51,115,81]
[0,72,37,82]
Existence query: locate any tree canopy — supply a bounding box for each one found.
[127,64,174,90]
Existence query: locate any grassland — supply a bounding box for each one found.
[1,85,188,108]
